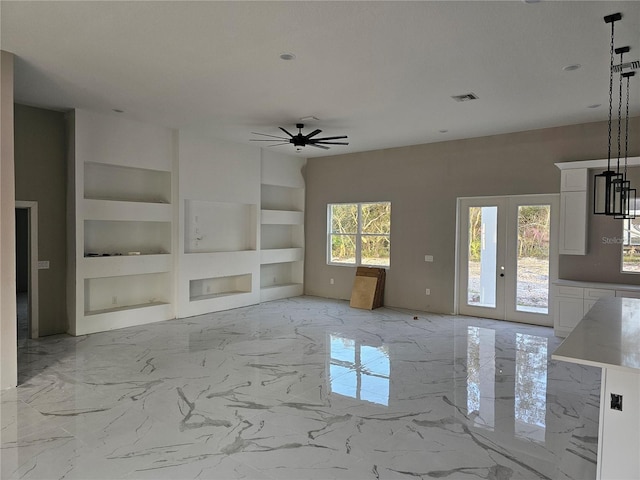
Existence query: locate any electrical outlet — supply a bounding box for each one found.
[425,288,431,295]
[611,393,623,411]
[424,255,433,262]
[112,296,117,305]
[330,278,334,285]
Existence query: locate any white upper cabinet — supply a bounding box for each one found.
[557,167,588,255]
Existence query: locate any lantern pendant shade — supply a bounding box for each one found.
[614,184,637,220]
[594,170,624,215]
[612,178,629,217]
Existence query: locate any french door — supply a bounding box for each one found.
[457,195,558,326]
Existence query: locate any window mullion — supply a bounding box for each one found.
[356,204,362,265]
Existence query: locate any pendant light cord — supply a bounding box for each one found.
[617,49,625,175]
[625,73,630,174]
[608,20,615,172]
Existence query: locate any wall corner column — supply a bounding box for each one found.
[1,50,18,390]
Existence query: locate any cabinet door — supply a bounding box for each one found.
[559,191,587,255]
[554,296,584,335]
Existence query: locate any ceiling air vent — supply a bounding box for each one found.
[451,93,479,102]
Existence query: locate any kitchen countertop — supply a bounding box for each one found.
[552,296,640,373]
[554,279,640,292]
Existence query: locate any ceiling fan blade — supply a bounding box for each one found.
[308,143,330,150]
[250,139,290,142]
[251,132,289,140]
[267,142,290,147]
[279,127,294,137]
[304,129,322,139]
[311,135,348,141]
[314,141,349,146]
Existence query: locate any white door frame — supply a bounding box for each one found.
[455,194,559,326]
[15,201,38,338]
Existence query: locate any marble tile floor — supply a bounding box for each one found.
[1,296,600,480]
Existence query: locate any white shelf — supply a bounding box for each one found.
[260,284,304,302]
[83,254,172,278]
[75,302,173,336]
[260,248,304,265]
[261,209,304,225]
[85,301,170,317]
[190,290,249,302]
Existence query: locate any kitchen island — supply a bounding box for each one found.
[553,296,640,480]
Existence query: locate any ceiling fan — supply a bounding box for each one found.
[251,123,349,151]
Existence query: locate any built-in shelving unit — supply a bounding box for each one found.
[259,151,306,302]
[67,109,175,335]
[176,130,262,317]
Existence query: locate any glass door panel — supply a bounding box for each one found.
[515,205,551,314]
[468,206,498,308]
[458,198,506,320]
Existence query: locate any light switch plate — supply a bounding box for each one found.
[424,255,433,262]
[37,260,50,270]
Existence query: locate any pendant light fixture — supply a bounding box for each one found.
[614,70,636,219]
[593,13,638,219]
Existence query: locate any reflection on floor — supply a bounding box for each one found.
[1,296,599,479]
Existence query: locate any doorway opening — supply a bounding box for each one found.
[456,194,558,326]
[15,201,39,340]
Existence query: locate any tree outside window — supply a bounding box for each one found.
[328,202,390,267]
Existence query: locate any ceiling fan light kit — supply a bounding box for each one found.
[251,123,349,152]
[593,12,638,219]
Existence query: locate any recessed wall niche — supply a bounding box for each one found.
[84,272,170,315]
[84,220,171,256]
[84,162,171,203]
[189,274,252,301]
[261,184,304,211]
[184,200,257,253]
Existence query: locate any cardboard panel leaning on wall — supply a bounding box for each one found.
[304,118,639,315]
[14,104,68,336]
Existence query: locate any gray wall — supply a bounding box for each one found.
[14,104,67,336]
[304,117,640,314]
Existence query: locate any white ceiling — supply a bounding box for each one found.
[2,1,639,158]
